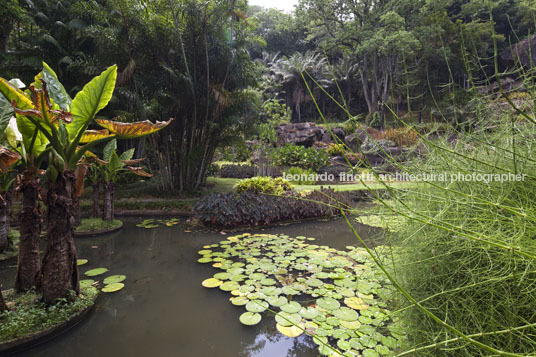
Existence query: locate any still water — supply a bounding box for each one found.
[2,217,381,357]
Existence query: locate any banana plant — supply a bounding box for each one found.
[89,139,152,222]
[0,63,172,303]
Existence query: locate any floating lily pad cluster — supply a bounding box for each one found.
[136,218,180,229]
[78,259,126,293]
[199,233,405,356]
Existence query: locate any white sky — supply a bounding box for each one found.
[249,0,299,13]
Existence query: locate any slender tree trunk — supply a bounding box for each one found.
[38,171,79,304]
[92,183,100,218]
[14,170,42,292]
[0,286,6,312]
[0,193,8,253]
[73,195,81,226]
[110,183,115,221]
[103,182,113,221]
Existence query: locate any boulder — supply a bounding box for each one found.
[500,34,536,70]
[275,122,325,147]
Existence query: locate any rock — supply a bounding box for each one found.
[344,134,359,152]
[500,34,536,70]
[275,122,325,147]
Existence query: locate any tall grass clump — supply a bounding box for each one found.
[388,114,536,355]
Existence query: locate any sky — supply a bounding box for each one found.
[248,0,299,13]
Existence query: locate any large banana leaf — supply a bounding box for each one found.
[95,118,173,139]
[33,62,72,111]
[79,129,115,144]
[0,78,49,156]
[68,65,117,141]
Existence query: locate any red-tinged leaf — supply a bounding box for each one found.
[126,166,153,177]
[0,146,21,173]
[74,164,88,197]
[122,158,145,165]
[79,129,115,143]
[95,118,174,139]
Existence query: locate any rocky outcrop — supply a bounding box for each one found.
[275,122,324,147]
[500,34,536,70]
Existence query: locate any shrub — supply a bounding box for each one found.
[271,144,329,171]
[234,177,293,195]
[283,167,316,185]
[219,164,257,179]
[327,143,345,156]
[206,163,219,177]
[193,189,351,229]
[374,127,419,147]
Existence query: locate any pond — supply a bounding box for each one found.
[1,216,383,357]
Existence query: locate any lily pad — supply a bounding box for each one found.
[202,278,223,288]
[245,300,269,313]
[219,281,240,291]
[77,259,88,266]
[84,268,108,277]
[299,306,320,319]
[239,312,262,326]
[276,323,304,337]
[80,279,95,288]
[275,312,302,327]
[316,297,340,310]
[345,297,369,310]
[280,301,302,313]
[230,296,249,306]
[333,307,359,322]
[103,275,126,284]
[102,282,125,293]
[267,296,288,307]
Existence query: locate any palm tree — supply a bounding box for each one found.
[270,51,329,122]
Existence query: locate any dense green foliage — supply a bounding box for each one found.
[272,144,329,171]
[283,167,316,184]
[193,188,351,229]
[234,176,293,195]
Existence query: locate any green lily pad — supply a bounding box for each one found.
[230,296,249,306]
[80,279,94,288]
[213,272,230,280]
[239,312,262,326]
[198,257,212,263]
[245,300,268,313]
[333,307,359,322]
[84,268,108,277]
[275,312,302,327]
[219,281,240,291]
[77,259,88,266]
[202,278,223,288]
[280,301,302,313]
[267,296,288,307]
[101,282,124,293]
[260,278,276,285]
[299,306,320,319]
[316,297,340,310]
[103,275,126,284]
[340,320,361,330]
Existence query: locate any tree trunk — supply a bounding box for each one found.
[103,182,113,221]
[73,195,81,226]
[38,171,79,304]
[0,193,8,253]
[92,183,100,218]
[14,170,42,292]
[110,183,115,220]
[0,287,6,312]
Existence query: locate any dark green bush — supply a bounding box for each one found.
[219,164,257,178]
[234,177,293,195]
[193,189,351,229]
[271,144,329,171]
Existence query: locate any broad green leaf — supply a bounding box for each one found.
[68,65,117,141]
[34,62,72,110]
[119,148,134,161]
[103,138,117,162]
[0,78,33,110]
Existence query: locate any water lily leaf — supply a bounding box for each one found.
[282,285,299,295]
[249,273,266,280]
[246,300,268,313]
[267,296,288,307]
[213,272,230,280]
[299,306,320,319]
[276,322,304,337]
[219,281,240,291]
[362,349,380,357]
[202,278,223,288]
[103,275,126,284]
[197,257,212,263]
[80,279,94,288]
[77,259,88,266]
[261,287,281,296]
[102,282,124,292]
[345,297,369,310]
[239,312,261,326]
[337,339,351,351]
[84,268,108,277]
[340,320,362,330]
[198,249,212,255]
[275,312,302,327]
[230,296,249,306]
[333,307,359,322]
[280,301,302,313]
[260,278,276,286]
[316,297,340,310]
